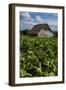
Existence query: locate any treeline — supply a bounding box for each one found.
[20,29,58,37]
[20,29,37,36]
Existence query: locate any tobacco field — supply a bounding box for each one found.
[20,35,58,77]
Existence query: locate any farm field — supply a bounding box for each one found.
[20,34,58,77]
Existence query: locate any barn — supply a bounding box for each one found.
[31,23,54,37]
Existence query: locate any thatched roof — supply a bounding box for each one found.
[31,23,53,34]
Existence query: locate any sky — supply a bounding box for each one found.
[20,11,58,31]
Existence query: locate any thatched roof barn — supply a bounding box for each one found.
[28,23,54,37]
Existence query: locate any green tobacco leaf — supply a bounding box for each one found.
[20,35,58,77]
[20,69,26,77]
[48,72,55,76]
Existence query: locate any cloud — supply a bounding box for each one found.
[20,12,32,20]
[50,25,58,31]
[36,15,44,23]
[20,12,38,30]
[20,23,33,30]
[20,20,37,30]
[20,12,58,31]
[35,15,57,26]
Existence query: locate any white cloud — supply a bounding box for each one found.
[20,12,58,31]
[20,12,31,20]
[49,25,58,31]
[36,15,45,24]
[20,19,37,30]
[20,14,37,30]
[45,19,57,25]
[20,12,36,30]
